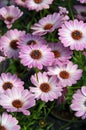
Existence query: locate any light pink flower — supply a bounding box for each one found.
[0,112,20,130]
[19,44,54,69]
[74,5,86,21]
[0,5,23,29]
[70,86,86,119]
[30,72,62,102]
[0,87,35,115]
[0,29,25,59]
[31,13,63,36]
[26,0,54,11]
[47,61,82,87]
[14,0,27,7]
[0,73,24,94]
[18,33,46,48]
[48,42,73,65]
[77,0,86,3]
[58,19,86,51]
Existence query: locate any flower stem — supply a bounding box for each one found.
[68,0,74,20]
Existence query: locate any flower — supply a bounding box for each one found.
[70,86,86,119]
[48,42,73,65]
[31,13,63,36]
[0,29,25,59]
[58,19,86,50]
[0,5,23,29]
[0,51,6,63]
[74,5,86,21]
[0,73,24,94]
[0,112,20,130]
[26,0,54,11]
[77,0,86,3]
[30,72,62,102]
[14,0,27,7]
[19,44,54,69]
[47,61,82,87]
[0,87,35,115]
[18,33,46,47]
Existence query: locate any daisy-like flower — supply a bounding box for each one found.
[77,0,86,3]
[31,13,63,36]
[0,73,24,94]
[48,42,73,65]
[0,87,35,115]
[47,61,82,87]
[0,5,23,29]
[18,33,46,48]
[14,0,27,8]
[30,72,62,102]
[58,19,86,51]
[19,44,54,69]
[0,29,25,59]
[0,112,20,130]
[70,86,86,119]
[26,0,54,12]
[74,5,86,21]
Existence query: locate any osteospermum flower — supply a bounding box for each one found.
[30,72,62,102]
[26,0,54,12]
[0,73,24,94]
[0,29,25,59]
[74,5,86,21]
[47,61,82,87]
[31,13,63,36]
[70,86,86,119]
[14,0,27,7]
[77,0,86,3]
[0,112,20,130]
[48,42,73,65]
[0,87,35,115]
[58,19,86,51]
[18,33,46,48]
[19,44,54,69]
[0,5,23,29]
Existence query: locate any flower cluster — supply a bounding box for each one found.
[0,0,86,130]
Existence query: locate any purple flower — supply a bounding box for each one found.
[58,19,86,51]
[0,112,20,130]
[26,0,54,12]
[30,72,62,102]
[77,0,86,3]
[0,5,23,29]
[70,86,86,119]
[47,61,82,87]
[31,13,63,36]
[0,87,36,115]
[48,42,73,66]
[19,44,54,69]
[0,29,25,59]
[74,5,86,21]
[18,33,46,48]
[0,73,24,94]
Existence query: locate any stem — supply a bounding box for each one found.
[68,0,74,20]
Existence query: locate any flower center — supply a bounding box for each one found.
[27,40,37,45]
[40,83,51,92]
[30,50,42,59]
[34,0,43,3]
[6,16,13,22]
[71,30,82,40]
[52,50,60,58]
[0,126,6,130]
[59,70,69,79]
[44,24,53,30]
[3,82,13,90]
[10,40,18,49]
[12,99,23,108]
[81,12,86,17]
[21,0,26,2]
